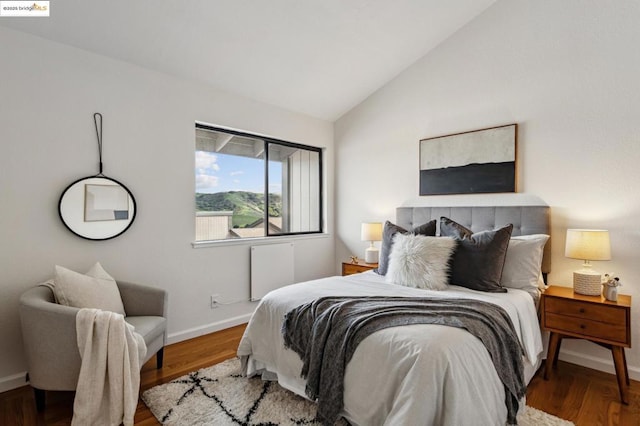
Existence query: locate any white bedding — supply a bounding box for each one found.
[237,271,543,426]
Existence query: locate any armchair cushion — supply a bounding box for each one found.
[53,263,125,315]
[125,316,167,344]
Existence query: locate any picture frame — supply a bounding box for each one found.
[419,123,517,195]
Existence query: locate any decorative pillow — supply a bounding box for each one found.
[501,234,550,296]
[440,217,513,293]
[53,262,126,315]
[385,233,456,290]
[375,220,437,276]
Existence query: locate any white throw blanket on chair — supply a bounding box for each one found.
[72,308,147,426]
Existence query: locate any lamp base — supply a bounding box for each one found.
[573,269,602,296]
[364,247,379,264]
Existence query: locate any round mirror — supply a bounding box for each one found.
[59,176,136,240]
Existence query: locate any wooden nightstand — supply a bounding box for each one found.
[342,261,378,276]
[541,285,631,403]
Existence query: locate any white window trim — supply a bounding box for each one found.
[191,231,330,248]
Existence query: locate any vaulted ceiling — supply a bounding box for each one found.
[0,0,496,120]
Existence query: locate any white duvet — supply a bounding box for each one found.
[237,271,543,426]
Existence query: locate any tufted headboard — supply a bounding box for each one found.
[396,205,551,274]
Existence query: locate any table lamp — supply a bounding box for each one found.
[361,222,382,264]
[565,229,611,295]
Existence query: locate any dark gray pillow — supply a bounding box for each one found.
[439,217,513,293]
[375,220,437,275]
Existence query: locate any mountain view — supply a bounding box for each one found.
[196,191,282,228]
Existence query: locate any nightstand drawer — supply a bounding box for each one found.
[545,297,626,325]
[545,312,628,344]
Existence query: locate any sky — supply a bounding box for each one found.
[195,150,282,194]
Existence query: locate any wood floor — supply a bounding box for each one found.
[1,323,639,425]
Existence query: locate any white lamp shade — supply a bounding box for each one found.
[361,222,383,242]
[565,229,611,261]
[361,222,382,263]
[565,229,611,295]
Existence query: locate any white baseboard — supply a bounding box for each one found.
[0,371,28,393]
[559,348,640,381]
[166,313,252,345]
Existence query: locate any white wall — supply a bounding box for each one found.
[0,26,335,391]
[335,0,640,378]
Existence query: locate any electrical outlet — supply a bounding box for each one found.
[210,294,220,309]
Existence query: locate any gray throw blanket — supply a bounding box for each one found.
[282,296,526,426]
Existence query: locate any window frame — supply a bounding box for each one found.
[195,122,324,241]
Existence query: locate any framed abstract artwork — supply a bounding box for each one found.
[419,124,517,195]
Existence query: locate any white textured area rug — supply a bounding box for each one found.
[142,358,574,426]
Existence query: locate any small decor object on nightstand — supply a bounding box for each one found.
[361,222,383,264]
[565,229,611,295]
[602,274,622,302]
[350,256,359,264]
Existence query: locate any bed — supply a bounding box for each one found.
[237,204,550,426]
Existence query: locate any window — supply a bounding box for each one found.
[195,124,323,241]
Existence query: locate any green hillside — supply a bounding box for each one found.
[196,191,282,227]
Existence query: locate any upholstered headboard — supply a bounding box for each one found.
[396,205,551,274]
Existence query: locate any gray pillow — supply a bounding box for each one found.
[439,217,513,293]
[375,220,437,275]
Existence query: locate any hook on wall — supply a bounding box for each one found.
[94,112,104,176]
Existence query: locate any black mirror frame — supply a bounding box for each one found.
[58,175,137,241]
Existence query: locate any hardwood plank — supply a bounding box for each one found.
[2,323,640,425]
[574,380,619,425]
[529,360,640,425]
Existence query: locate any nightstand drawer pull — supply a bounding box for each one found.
[579,308,585,313]
[580,324,585,329]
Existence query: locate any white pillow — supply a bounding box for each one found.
[53,262,126,315]
[500,234,550,295]
[386,234,456,290]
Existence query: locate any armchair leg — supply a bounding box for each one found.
[34,388,45,412]
[156,347,164,369]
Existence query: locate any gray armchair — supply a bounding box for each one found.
[19,281,167,412]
